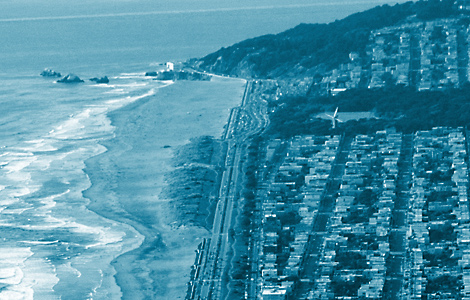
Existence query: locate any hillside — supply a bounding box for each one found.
[193,0,458,79]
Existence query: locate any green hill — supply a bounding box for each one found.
[194,0,458,79]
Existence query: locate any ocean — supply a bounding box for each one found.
[0,1,409,299]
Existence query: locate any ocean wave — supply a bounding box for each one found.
[105,87,158,105]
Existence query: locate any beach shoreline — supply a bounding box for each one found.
[82,77,245,299]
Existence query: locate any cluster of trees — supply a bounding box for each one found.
[343,233,379,251]
[196,0,461,79]
[331,276,369,297]
[423,247,458,268]
[265,85,470,138]
[416,0,457,20]
[429,221,456,243]
[425,274,462,297]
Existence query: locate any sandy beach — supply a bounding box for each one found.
[83,77,245,299]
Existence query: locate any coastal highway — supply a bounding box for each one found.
[194,79,269,300]
[197,80,252,300]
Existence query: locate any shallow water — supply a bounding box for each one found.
[0,72,245,299]
[0,73,162,299]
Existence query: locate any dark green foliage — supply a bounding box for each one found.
[430,25,447,43]
[343,233,379,250]
[415,0,457,20]
[266,85,470,138]
[195,1,460,78]
[423,248,458,267]
[331,276,370,297]
[197,2,417,77]
[336,251,369,270]
[458,16,470,26]
[277,211,302,226]
[425,275,462,296]
[355,189,378,206]
[428,221,456,243]
[427,191,456,203]
[342,209,369,224]
[426,207,456,221]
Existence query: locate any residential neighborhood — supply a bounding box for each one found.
[185,3,470,300]
[251,127,470,299]
[317,18,470,95]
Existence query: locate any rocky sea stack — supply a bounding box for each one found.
[57,74,84,83]
[145,71,158,77]
[40,68,61,77]
[90,76,109,84]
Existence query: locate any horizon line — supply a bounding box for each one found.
[0,1,400,23]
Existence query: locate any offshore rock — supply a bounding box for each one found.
[57,74,84,83]
[145,71,158,76]
[40,68,61,77]
[90,76,109,84]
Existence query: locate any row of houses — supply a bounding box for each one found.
[306,131,402,299]
[317,17,469,95]
[261,135,340,300]
[368,28,411,88]
[418,20,460,91]
[258,128,470,299]
[319,53,364,96]
[408,127,470,299]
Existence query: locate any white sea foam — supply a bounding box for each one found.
[104,89,126,95]
[16,215,67,231]
[111,83,148,88]
[117,73,146,79]
[0,268,23,285]
[0,198,20,207]
[0,80,173,298]
[8,187,35,198]
[0,247,34,300]
[21,139,58,152]
[48,107,110,140]
[1,151,36,184]
[0,289,33,300]
[62,262,82,278]
[68,222,125,249]
[3,158,35,173]
[105,87,158,105]
[19,240,59,245]
[2,208,31,214]
[119,73,144,76]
